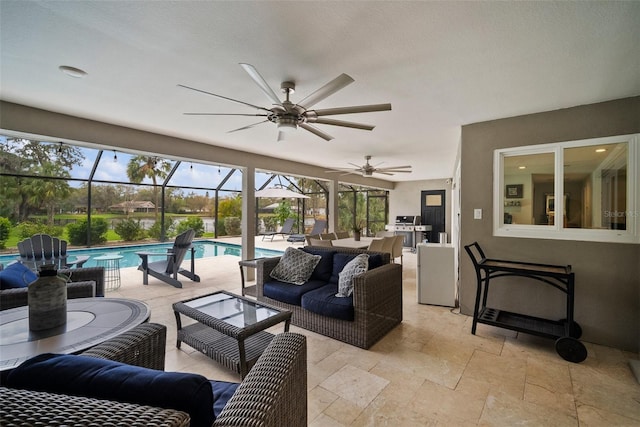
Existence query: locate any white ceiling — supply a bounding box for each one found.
[1,1,639,182]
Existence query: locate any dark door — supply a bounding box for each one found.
[421,190,446,243]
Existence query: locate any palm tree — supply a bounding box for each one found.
[126,156,171,219]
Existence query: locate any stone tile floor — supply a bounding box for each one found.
[109,236,640,426]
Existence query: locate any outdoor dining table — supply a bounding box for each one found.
[331,237,376,249]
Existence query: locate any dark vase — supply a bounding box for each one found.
[353,230,361,241]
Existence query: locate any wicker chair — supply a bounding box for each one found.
[1,323,308,427]
[0,266,105,311]
[256,246,403,349]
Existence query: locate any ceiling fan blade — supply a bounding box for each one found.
[313,103,392,116]
[375,171,394,176]
[299,123,334,141]
[308,118,375,131]
[227,120,269,133]
[348,162,362,168]
[239,63,283,106]
[378,169,412,173]
[184,113,269,116]
[378,166,412,170]
[178,84,271,113]
[297,73,354,109]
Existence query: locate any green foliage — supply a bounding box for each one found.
[66,218,108,245]
[147,218,175,240]
[0,217,11,249]
[15,221,64,239]
[114,218,144,241]
[176,217,204,237]
[262,215,278,232]
[273,200,292,225]
[224,217,241,236]
[216,219,226,236]
[218,195,242,218]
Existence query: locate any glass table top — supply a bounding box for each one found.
[184,292,281,328]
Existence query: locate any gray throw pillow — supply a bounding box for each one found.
[336,254,369,297]
[270,247,322,285]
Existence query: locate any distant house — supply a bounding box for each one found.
[108,201,155,214]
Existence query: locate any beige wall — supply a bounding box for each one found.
[460,96,640,352]
[390,179,453,238]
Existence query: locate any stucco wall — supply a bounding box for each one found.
[460,96,640,352]
[390,179,453,239]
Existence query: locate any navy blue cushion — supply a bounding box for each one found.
[263,279,327,305]
[301,248,336,282]
[328,253,358,284]
[368,254,384,270]
[211,380,240,418]
[0,262,37,290]
[6,354,216,427]
[301,284,354,321]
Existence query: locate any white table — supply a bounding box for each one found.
[332,237,376,249]
[94,254,123,291]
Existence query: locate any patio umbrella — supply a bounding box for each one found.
[255,187,310,199]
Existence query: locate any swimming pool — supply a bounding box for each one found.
[0,241,283,269]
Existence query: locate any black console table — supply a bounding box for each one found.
[464,242,587,363]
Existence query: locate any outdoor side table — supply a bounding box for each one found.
[238,257,264,296]
[94,254,123,291]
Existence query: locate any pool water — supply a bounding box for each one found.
[0,241,283,269]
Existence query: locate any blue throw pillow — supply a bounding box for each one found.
[0,262,37,290]
[6,353,216,427]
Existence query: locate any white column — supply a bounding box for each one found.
[328,179,339,232]
[242,166,256,281]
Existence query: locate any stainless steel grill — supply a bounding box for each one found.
[385,216,432,249]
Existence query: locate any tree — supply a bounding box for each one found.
[24,163,72,225]
[126,156,171,220]
[0,138,82,222]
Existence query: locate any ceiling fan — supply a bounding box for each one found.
[327,155,412,177]
[179,63,391,141]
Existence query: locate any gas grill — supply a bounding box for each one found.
[385,216,432,249]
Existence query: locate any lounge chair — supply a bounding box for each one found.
[17,234,89,271]
[287,219,327,243]
[261,217,295,241]
[136,229,201,288]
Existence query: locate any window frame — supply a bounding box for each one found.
[493,134,639,244]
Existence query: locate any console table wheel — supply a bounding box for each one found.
[555,337,587,363]
[560,318,583,339]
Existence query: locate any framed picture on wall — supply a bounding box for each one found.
[505,184,523,199]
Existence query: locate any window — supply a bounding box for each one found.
[494,134,639,244]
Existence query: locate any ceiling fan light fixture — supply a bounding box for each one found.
[277,116,298,132]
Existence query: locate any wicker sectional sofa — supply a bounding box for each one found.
[0,266,105,311]
[0,323,308,427]
[256,246,403,349]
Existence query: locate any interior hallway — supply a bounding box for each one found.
[108,237,640,426]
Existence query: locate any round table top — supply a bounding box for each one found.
[0,297,150,371]
[93,254,124,261]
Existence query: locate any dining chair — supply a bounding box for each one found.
[390,235,405,264]
[367,238,385,252]
[381,236,395,255]
[305,234,321,245]
[320,233,337,240]
[334,231,350,239]
[309,238,333,247]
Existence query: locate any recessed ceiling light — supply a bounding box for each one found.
[518,166,526,169]
[59,65,87,78]
[595,148,606,153]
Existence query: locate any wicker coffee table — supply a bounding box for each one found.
[173,291,291,378]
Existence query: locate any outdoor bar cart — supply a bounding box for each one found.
[464,242,587,363]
